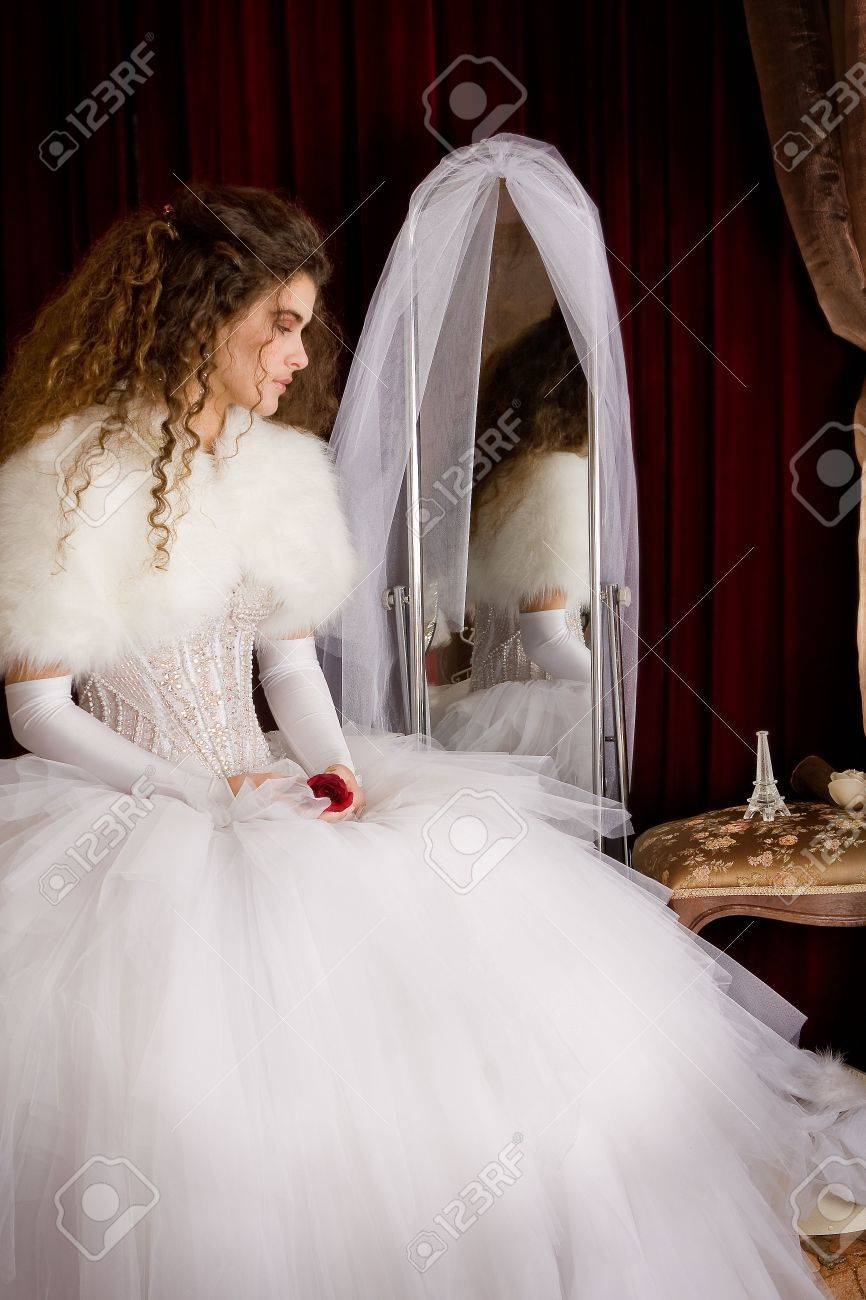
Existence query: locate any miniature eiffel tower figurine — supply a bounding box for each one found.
[744,730,790,821]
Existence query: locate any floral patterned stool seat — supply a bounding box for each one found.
[633,801,866,934]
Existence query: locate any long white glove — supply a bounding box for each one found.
[257,637,356,777]
[5,675,215,805]
[519,608,592,683]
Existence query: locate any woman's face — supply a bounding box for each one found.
[209,272,316,418]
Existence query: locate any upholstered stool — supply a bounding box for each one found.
[633,801,866,934]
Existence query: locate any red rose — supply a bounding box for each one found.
[307,772,354,813]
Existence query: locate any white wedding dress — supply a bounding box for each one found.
[1,575,866,1299]
[1,409,865,1300]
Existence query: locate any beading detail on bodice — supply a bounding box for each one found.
[78,580,276,777]
[468,601,586,692]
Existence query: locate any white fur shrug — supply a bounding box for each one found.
[466,450,590,613]
[0,404,358,676]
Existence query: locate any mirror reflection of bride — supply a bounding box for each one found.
[433,301,594,789]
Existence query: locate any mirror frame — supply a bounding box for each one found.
[388,173,632,838]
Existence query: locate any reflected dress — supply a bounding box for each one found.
[434,450,594,789]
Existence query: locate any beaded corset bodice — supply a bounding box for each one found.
[468,601,586,693]
[78,580,276,777]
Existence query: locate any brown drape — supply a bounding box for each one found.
[744,0,866,722]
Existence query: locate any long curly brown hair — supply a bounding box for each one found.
[470,300,588,537]
[0,184,342,568]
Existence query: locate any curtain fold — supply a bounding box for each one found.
[744,0,866,720]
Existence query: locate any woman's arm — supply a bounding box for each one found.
[4,660,212,802]
[518,590,591,683]
[257,637,355,775]
[257,635,365,819]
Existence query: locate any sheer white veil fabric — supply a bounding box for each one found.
[324,133,638,782]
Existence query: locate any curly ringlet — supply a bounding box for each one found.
[0,184,341,569]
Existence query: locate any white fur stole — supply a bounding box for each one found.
[466,450,590,613]
[0,404,358,676]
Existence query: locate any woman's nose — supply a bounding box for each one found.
[288,340,308,371]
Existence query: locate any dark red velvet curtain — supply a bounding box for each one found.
[2,1,865,1048]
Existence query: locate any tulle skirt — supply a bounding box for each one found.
[432,678,594,789]
[1,733,865,1299]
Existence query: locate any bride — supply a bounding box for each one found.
[0,183,864,1300]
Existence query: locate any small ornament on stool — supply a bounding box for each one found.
[744,730,790,821]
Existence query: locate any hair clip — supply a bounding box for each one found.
[162,203,174,218]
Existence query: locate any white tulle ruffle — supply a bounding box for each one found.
[432,677,594,790]
[1,735,864,1299]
